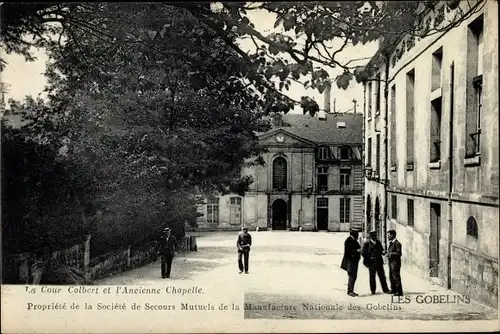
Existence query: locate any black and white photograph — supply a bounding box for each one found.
[1,1,498,332]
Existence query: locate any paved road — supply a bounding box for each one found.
[98,231,498,320]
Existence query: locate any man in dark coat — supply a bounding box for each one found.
[362,230,391,294]
[387,229,403,296]
[158,227,176,278]
[237,227,252,274]
[341,227,362,297]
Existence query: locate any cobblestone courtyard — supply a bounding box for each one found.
[98,232,498,320]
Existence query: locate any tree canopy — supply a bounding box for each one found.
[0,1,485,114]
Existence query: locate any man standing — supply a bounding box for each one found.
[362,230,391,294]
[237,227,252,274]
[387,229,403,296]
[340,227,362,297]
[158,227,176,279]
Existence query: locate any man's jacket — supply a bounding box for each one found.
[362,239,384,267]
[236,233,252,252]
[340,236,361,272]
[158,235,176,256]
[387,239,402,268]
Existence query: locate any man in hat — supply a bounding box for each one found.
[236,227,252,274]
[387,229,403,296]
[158,227,177,278]
[362,230,390,294]
[341,227,362,296]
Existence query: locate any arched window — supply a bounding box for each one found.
[273,157,287,190]
[466,216,478,238]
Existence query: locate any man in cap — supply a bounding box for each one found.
[341,227,362,297]
[157,227,177,278]
[362,230,390,294]
[387,229,403,296]
[236,227,252,274]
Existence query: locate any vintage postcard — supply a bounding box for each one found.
[1,1,499,333]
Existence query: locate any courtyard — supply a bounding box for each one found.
[97,231,497,320]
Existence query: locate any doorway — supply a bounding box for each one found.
[366,195,372,232]
[317,198,329,230]
[374,197,381,239]
[429,203,441,277]
[272,199,287,230]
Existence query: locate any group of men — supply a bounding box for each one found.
[341,227,403,297]
[157,225,402,295]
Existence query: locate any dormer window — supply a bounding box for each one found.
[318,147,329,160]
[340,147,350,160]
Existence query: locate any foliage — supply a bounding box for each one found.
[1,119,90,254]
[0,1,487,114]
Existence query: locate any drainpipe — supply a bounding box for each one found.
[382,51,390,251]
[362,82,367,238]
[447,62,455,290]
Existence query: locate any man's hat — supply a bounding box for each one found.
[242,227,248,231]
[387,229,396,234]
[163,227,171,232]
[369,229,378,235]
[349,227,360,232]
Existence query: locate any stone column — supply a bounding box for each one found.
[84,235,91,279]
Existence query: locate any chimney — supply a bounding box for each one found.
[323,81,331,113]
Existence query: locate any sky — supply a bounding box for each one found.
[0,5,378,114]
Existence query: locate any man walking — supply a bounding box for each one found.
[158,227,176,279]
[237,227,252,274]
[340,227,362,297]
[387,229,403,296]
[362,230,391,294]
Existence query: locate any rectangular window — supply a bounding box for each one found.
[466,16,484,158]
[368,82,372,118]
[406,69,415,169]
[466,15,484,158]
[229,197,242,225]
[391,195,397,219]
[376,134,381,175]
[317,167,328,191]
[390,85,397,170]
[375,74,381,115]
[431,47,443,92]
[340,168,351,191]
[207,198,219,225]
[430,97,442,163]
[367,137,372,166]
[407,199,414,226]
[317,198,329,208]
[340,198,351,223]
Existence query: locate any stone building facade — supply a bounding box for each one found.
[363,0,498,307]
[197,112,364,232]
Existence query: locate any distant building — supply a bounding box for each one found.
[363,0,498,307]
[197,108,364,232]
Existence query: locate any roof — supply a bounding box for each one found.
[259,112,363,145]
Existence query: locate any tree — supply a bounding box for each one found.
[2,3,273,255]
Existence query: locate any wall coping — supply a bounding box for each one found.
[452,243,498,264]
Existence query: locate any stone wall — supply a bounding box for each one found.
[89,236,198,280]
[2,236,90,284]
[3,235,197,283]
[452,244,498,308]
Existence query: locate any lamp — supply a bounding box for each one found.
[364,166,373,178]
[305,184,313,198]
